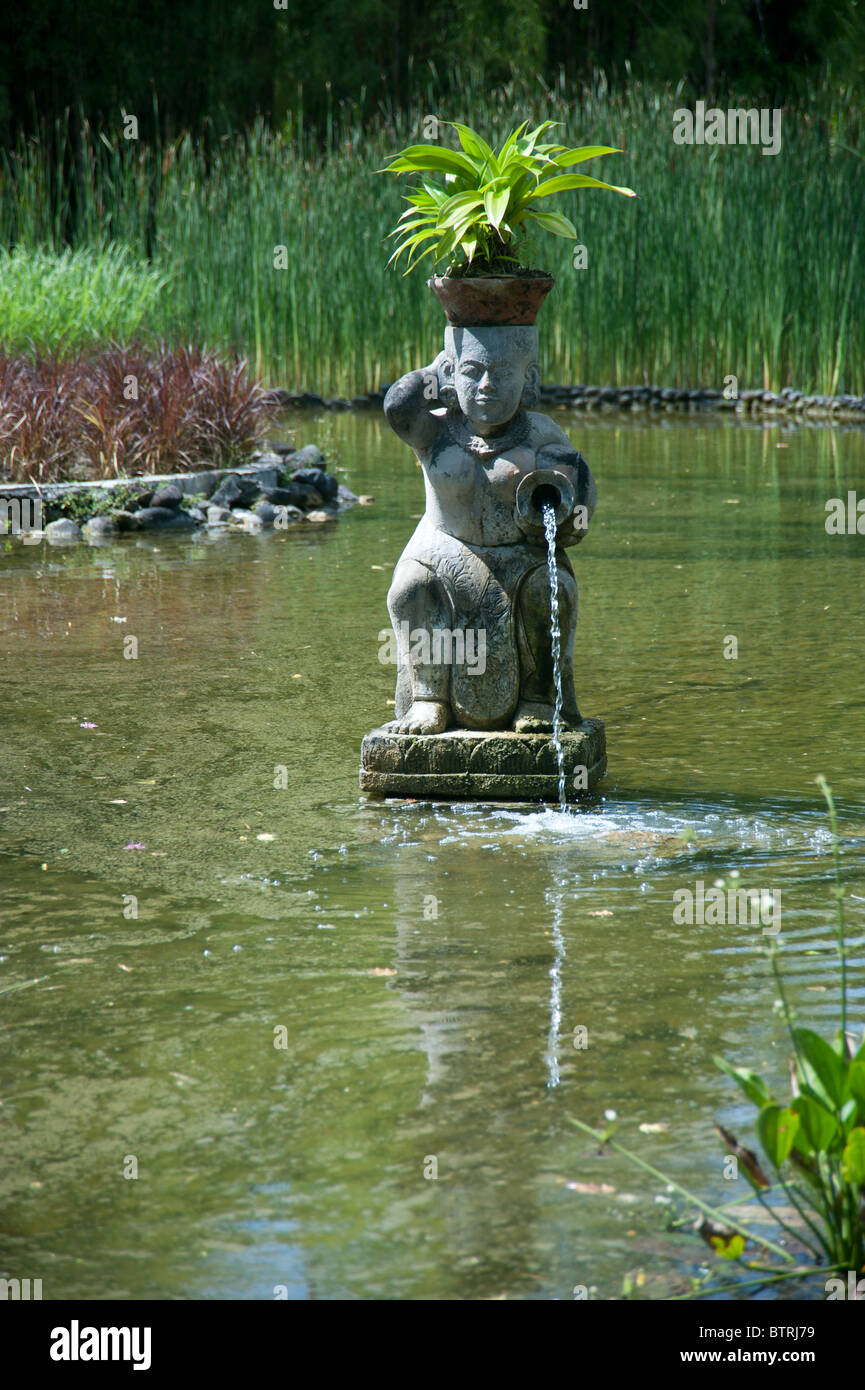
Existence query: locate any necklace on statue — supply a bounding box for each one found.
[449,409,531,461]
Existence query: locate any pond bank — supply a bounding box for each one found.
[268,383,865,422]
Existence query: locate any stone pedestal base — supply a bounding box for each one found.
[359,718,606,802]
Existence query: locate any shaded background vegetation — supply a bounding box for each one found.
[2,0,864,144]
[0,2,863,397]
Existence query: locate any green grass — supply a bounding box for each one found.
[0,245,169,354]
[1,71,863,395]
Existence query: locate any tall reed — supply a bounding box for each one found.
[1,72,862,396]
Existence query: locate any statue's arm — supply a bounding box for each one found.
[383,353,447,453]
[535,442,597,547]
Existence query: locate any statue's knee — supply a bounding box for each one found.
[388,560,429,616]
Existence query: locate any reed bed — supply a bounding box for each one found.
[1,71,862,396]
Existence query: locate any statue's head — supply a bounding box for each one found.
[440,327,540,431]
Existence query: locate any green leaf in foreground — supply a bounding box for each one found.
[714,1055,772,1108]
[793,1027,848,1108]
[757,1104,800,1168]
[841,1128,865,1184]
[792,1093,840,1152]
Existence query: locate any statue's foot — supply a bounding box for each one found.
[512,701,583,733]
[512,700,555,733]
[382,700,450,735]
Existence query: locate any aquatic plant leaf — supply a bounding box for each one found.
[714,1125,770,1190]
[788,1146,822,1188]
[793,1028,848,1108]
[757,1104,799,1167]
[713,1055,772,1109]
[792,1094,839,1153]
[841,1128,865,1185]
[695,1217,745,1260]
[847,1061,865,1120]
[711,1232,746,1261]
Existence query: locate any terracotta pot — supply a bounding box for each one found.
[428,273,555,327]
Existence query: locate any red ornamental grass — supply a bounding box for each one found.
[0,344,279,482]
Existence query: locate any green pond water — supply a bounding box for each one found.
[1,409,864,1301]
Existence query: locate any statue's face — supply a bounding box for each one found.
[453,352,528,428]
[447,329,537,430]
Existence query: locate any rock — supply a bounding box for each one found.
[229,508,264,532]
[206,505,233,525]
[134,506,198,531]
[84,515,119,536]
[112,510,140,532]
[288,484,325,509]
[358,495,376,506]
[246,451,283,470]
[185,506,207,523]
[273,505,305,527]
[289,466,337,502]
[263,442,297,457]
[260,388,292,408]
[150,483,183,509]
[45,518,82,541]
[128,490,154,511]
[253,500,278,525]
[208,474,260,510]
[290,444,326,469]
[338,484,360,507]
[306,509,336,523]
[262,486,303,507]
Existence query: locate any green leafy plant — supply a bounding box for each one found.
[570,775,865,1295]
[709,776,865,1274]
[380,119,635,276]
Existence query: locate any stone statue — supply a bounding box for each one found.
[381,325,597,736]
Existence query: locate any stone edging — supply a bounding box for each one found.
[266,384,865,422]
[0,447,360,544]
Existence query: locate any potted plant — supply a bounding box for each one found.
[380,120,635,325]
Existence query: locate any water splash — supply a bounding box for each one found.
[543,501,567,811]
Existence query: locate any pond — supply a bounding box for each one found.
[1,408,864,1300]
